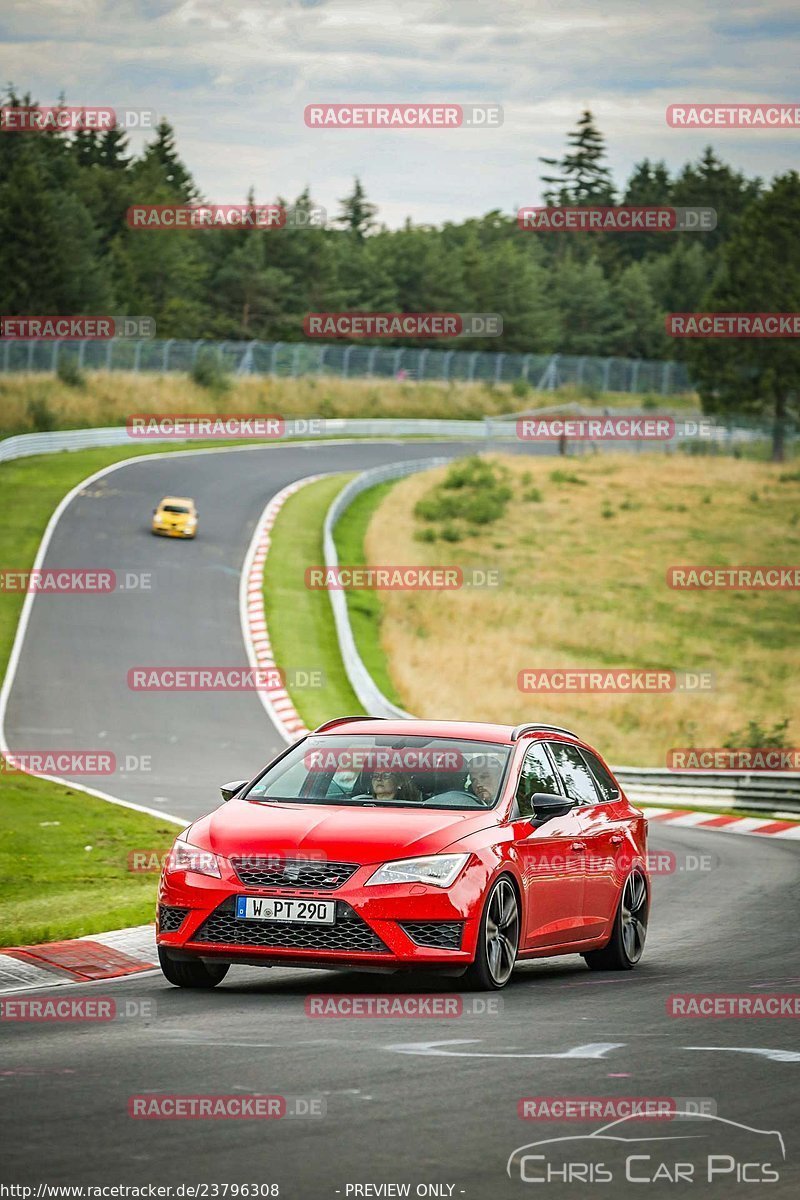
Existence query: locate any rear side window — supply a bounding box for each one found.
[580,748,621,803]
[547,742,600,805]
[515,743,562,817]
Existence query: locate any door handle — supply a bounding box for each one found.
[571,841,586,852]
[610,834,624,845]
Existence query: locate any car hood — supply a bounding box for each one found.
[191,799,497,866]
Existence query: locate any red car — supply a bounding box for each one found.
[157,717,650,990]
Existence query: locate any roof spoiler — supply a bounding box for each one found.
[511,723,578,741]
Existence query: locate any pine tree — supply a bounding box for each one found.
[539,110,615,205]
[686,172,800,461]
[335,178,378,239]
[140,119,197,200]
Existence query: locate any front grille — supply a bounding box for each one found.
[193,897,390,954]
[231,857,359,891]
[159,905,189,933]
[400,921,464,950]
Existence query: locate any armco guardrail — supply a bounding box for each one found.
[323,460,800,813]
[613,768,800,813]
[1,410,784,465]
[0,420,493,464]
[323,457,457,718]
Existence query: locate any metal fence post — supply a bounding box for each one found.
[418,349,428,381]
[52,341,61,371]
[443,350,454,381]
[602,358,611,391]
[162,339,174,371]
[468,352,479,382]
[494,353,504,384]
[270,342,283,376]
[343,345,353,377]
[367,347,378,377]
[134,340,142,372]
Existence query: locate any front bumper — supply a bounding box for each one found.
[157,858,489,970]
[152,523,194,538]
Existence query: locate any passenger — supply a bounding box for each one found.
[468,755,505,805]
[369,770,422,803]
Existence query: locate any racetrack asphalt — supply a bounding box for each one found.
[1,439,798,1196]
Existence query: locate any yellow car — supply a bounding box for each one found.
[151,496,198,539]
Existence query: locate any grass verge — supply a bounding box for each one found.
[0,371,697,438]
[364,453,800,766]
[262,475,364,729]
[332,480,404,707]
[0,774,178,946]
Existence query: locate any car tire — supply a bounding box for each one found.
[462,875,520,990]
[158,945,230,988]
[583,869,648,971]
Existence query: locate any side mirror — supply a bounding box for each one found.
[530,791,573,819]
[220,779,248,802]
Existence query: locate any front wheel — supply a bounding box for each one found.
[463,876,520,990]
[158,945,229,988]
[583,869,648,971]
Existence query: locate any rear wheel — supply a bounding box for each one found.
[583,869,648,971]
[463,876,520,990]
[158,945,229,988]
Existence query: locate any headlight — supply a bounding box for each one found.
[165,838,222,878]
[365,853,470,889]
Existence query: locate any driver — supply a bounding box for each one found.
[468,754,505,805]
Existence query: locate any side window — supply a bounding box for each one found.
[547,742,600,805]
[580,748,621,804]
[515,743,562,817]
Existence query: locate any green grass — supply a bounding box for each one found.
[0,773,178,946]
[263,475,364,728]
[332,481,404,707]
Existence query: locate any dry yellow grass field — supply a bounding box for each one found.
[0,371,694,436]
[365,453,800,765]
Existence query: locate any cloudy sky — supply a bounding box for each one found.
[3,0,799,227]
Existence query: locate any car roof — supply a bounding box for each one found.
[310,717,582,746]
[159,496,195,506]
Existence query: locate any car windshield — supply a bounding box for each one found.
[245,735,512,810]
[163,504,191,514]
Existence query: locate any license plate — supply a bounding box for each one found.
[235,896,336,925]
